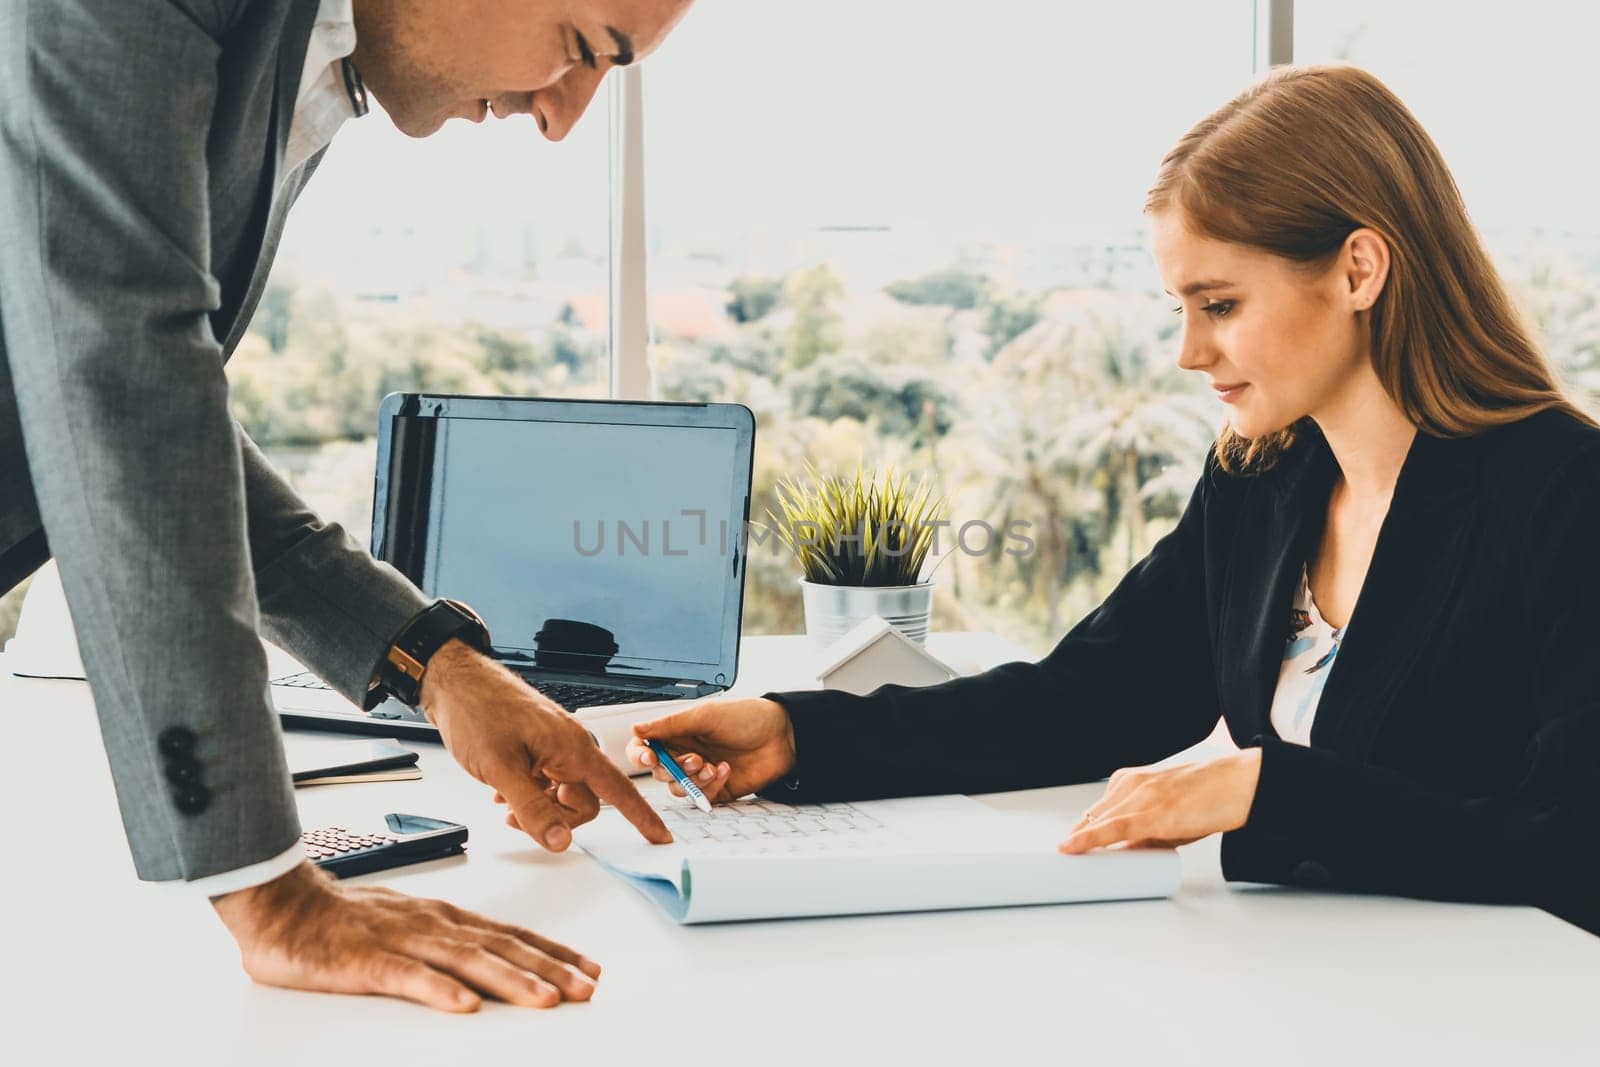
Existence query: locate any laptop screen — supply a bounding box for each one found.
[374,397,754,685]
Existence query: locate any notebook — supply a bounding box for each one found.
[295,768,421,786]
[284,737,421,788]
[574,784,1181,924]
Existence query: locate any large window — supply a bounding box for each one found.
[644,1,1255,653]
[230,98,613,539]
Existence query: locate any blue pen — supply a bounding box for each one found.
[646,739,713,814]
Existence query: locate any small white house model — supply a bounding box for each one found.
[814,616,960,696]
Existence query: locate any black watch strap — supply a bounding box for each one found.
[379,599,492,707]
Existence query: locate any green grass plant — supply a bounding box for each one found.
[765,463,947,586]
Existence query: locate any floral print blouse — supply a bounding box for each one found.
[1268,563,1345,746]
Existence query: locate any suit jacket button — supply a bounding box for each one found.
[174,784,211,816]
[1291,860,1331,887]
[157,726,197,758]
[164,758,202,786]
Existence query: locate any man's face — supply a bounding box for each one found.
[352,0,694,139]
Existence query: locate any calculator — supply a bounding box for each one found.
[300,813,468,878]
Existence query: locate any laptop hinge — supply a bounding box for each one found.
[510,665,716,693]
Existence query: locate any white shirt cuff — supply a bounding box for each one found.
[154,842,306,898]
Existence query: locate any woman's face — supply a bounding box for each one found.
[1150,209,1380,440]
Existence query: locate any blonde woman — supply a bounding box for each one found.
[621,66,1600,934]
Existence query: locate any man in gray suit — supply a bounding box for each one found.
[0,0,694,1012]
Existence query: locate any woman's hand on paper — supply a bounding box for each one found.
[212,861,601,1013]
[625,697,797,803]
[419,639,672,850]
[1058,749,1262,853]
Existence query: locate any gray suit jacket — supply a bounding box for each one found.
[0,0,430,881]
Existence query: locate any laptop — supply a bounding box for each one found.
[272,394,756,765]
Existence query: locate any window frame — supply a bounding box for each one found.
[610,67,652,401]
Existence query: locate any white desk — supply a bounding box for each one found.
[3,634,1598,1066]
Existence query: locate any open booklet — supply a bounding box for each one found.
[574,785,1181,924]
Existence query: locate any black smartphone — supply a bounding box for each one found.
[300,813,468,878]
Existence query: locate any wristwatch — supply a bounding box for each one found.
[377,599,492,707]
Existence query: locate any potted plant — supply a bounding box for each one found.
[767,463,948,647]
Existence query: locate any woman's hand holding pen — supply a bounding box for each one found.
[1059,749,1262,853]
[625,697,797,803]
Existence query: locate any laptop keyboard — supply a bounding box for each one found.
[525,680,684,709]
[271,671,683,709]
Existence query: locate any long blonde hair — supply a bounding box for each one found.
[1145,64,1594,474]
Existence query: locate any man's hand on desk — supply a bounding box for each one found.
[419,639,672,849]
[625,697,797,803]
[212,861,600,1012]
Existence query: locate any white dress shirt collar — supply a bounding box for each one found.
[284,0,366,176]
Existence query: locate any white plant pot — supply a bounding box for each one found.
[799,579,933,648]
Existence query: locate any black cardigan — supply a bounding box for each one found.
[764,410,1600,934]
